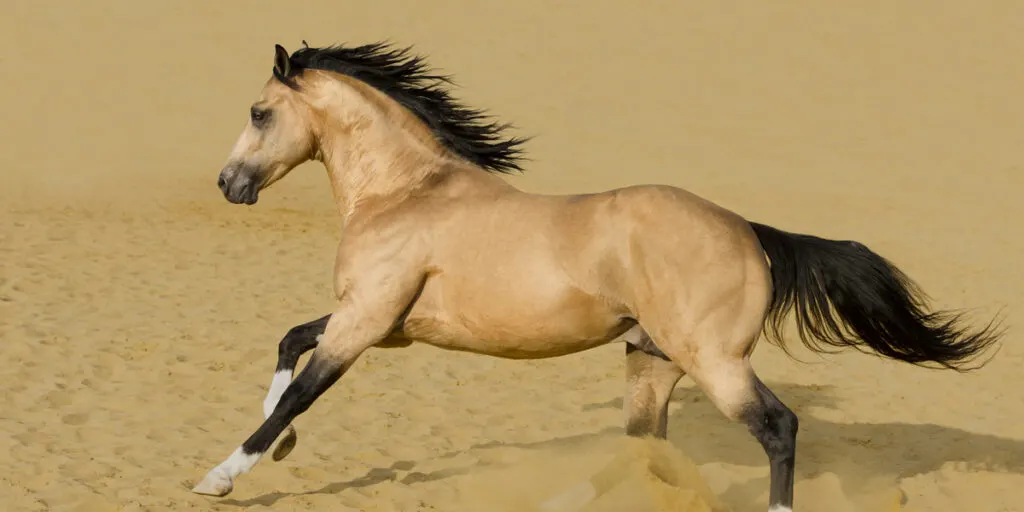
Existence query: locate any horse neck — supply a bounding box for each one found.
[311,77,519,222]
[321,141,518,224]
[317,103,449,220]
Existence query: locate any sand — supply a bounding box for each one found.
[2,1,1022,510]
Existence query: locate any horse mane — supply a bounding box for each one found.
[276,41,529,174]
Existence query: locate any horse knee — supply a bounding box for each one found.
[246,353,346,457]
[276,354,345,416]
[276,320,326,371]
[267,319,327,417]
[279,326,317,353]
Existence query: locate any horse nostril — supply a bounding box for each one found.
[217,175,227,190]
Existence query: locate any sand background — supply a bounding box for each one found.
[2,1,1022,510]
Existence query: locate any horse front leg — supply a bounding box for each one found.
[192,256,425,498]
[192,345,353,497]
[262,314,330,461]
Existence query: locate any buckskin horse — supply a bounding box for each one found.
[191,42,1002,511]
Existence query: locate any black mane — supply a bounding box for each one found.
[276,41,528,174]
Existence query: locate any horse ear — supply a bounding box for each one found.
[273,44,291,77]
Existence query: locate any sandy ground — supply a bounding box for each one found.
[2,1,1023,510]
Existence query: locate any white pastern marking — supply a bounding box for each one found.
[263,370,293,418]
[193,445,264,496]
[315,333,324,343]
[221,446,261,477]
[767,506,792,512]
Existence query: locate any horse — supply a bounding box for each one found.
[191,42,1003,511]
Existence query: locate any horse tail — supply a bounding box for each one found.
[748,222,1003,371]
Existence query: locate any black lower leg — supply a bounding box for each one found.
[243,351,345,456]
[742,378,798,509]
[276,315,331,372]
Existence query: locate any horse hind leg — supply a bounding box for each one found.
[746,375,798,512]
[626,326,799,511]
[623,333,685,439]
[263,314,330,461]
[538,330,684,512]
[686,351,798,512]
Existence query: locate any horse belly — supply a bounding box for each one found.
[398,282,632,359]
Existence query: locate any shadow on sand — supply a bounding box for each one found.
[219,382,1024,509]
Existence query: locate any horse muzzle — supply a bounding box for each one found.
[217,164,263,205]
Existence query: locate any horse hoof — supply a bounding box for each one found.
[272,426,297,461]
[191,469,234,497]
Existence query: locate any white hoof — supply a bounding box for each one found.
[272,426,298,461]
[191,468,234,497]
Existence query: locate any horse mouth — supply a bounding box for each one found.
[231,186,259,205]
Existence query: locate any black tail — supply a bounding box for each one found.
[748,222,1003,371]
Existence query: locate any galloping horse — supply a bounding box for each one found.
[191,42,1002,511]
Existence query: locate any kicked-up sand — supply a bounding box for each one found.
[2,1,1022,510]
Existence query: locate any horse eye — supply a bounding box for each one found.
[250,108,268,124]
